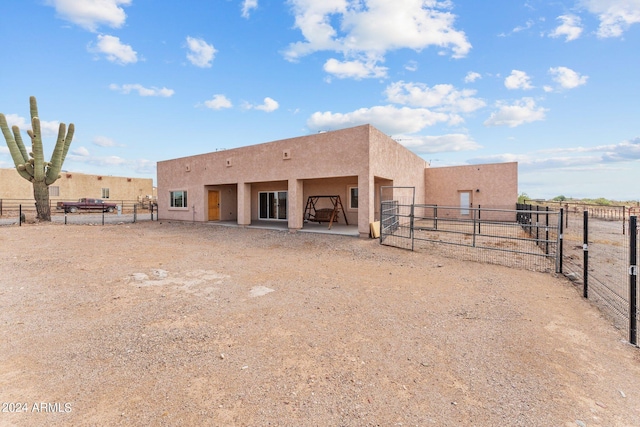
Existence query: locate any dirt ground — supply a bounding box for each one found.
[1,221,639,427]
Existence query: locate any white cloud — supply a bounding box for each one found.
[468,137,640,172]
[203,95,233,110]
[512,20,535,33]
[284,0,470,78]
[93,136,121,147]
[504,70,534,90]
[67,154,128,166]
[581,0,640,37]
[244,97,279,112]
[242,0,258,18]
[109,84,175,97]
[396,133,482,154]
[3,114,61,137]
[499,19,537,37]
[385,81,486,114]
[133,159,156,174]
[91,34,138,64]
[72,146,90,156]
[307,105,450,135]
[600,137,640,161]
[548,66,588,89]
[464,71,481,83]
[186,36,216,68]
[46,0,130,32]
[484,98,548,128]
[3,114,29,130]
[39,121,62,137]
[549,15,583,41]
[323,58,388,79]
[66,154,157,174]
[404,60,418,72]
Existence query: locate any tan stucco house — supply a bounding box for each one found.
[157,124,517,237]
[0,168,155,204]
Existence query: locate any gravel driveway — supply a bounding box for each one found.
[1,221,639,426]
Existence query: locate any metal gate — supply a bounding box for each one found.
[380,186,415,250]
[380,187,563,273]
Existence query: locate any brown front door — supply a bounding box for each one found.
[208,191,220,221]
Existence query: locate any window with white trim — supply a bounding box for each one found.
[102,188,110,199]
[49,186,60,197]
[170,190,188,208]
[349,187,358,209]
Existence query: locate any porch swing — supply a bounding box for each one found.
[303,195,349,229]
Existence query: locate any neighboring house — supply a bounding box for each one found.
[157,124,517,237]
[0,168,155,204]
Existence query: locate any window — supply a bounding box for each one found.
[49,186,60,197]
[349,187,358,209]
[170,190,188,208]
[102,188,110,199]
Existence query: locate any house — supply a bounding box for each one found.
[0,168,155,204]
[157,124,517,237]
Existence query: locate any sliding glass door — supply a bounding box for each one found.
[259,191,287,220]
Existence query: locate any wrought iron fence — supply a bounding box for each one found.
[379,187,562,273]
[0,200,158,226]
[562,211,638,345]
[412,205,560,273]
[379,188,638,346]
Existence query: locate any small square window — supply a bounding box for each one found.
[102,188,110,199]
[49,186,60,197]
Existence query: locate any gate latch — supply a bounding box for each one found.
[630,265,638,276]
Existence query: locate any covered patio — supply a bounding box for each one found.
[208,219,360,237]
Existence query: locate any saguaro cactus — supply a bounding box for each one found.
[0,96,75,221]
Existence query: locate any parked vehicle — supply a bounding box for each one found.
[56,198,118,213]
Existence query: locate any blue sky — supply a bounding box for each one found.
[1,0,639,201]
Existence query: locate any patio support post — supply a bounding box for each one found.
[288,178,303,231]
[358,173,375,238]
[237,182,252,226]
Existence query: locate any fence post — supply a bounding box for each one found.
[535,205,540,246]
[478,204,481,235]
[545,206,549,255]
[19,204,22,227]
[133,204,137,223]
[151,203,154,221]
[102,209,105,226]
[583,210,589,299]
[557,208,564,274]
[434,205,438,230]
[629,215,637,346]
[410,203,415,252]
[472,208,477,247]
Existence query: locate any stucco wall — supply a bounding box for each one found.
[369,126,427,205]
[157,126,374,228]
[0,168,154,203]
[158,126,517,236]
[424,162,518,209]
